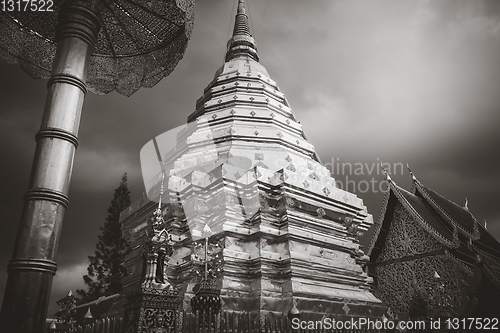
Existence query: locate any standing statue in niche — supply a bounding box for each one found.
[143,205,174,289]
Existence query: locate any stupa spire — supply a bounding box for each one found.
[233,0,251,36]
[225,0,259,62]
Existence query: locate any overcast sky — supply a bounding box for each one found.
[1,0,500,317]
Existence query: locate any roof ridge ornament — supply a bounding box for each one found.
[84,307,93,319]
[380,162,392,182]
[406,163,418,182]
[464,197,469,211]
[407,163,419,193]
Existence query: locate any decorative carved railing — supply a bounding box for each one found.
[182,310,292,333]
[68,317,122,333]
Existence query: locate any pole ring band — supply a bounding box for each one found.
[35,127,79,149]
[7,258,57,276]
[56,2,101,46]
[48,74,87,95]
[24,188,69,208]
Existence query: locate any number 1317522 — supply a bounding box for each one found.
[1,0,54,12]
[446,318,498,330]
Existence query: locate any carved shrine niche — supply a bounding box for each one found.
[141,307,176,332]
[377,203,443,263]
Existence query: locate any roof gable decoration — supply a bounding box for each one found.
[388,180,460,249]
[367,172,391,256]
[368,165,460,257]
[410,172,481,241]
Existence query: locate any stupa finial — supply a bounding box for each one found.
[233,0,250,36]
[225,0,259,62]
[238,0,245,12]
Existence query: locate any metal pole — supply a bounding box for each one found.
[0,2,100,331]
[204,236,208,280]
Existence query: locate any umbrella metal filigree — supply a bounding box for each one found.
[0,1,194,332]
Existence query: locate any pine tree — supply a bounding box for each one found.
[77,173,131,303]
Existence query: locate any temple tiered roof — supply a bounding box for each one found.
[370,172,500,268]
[368,170,500,317]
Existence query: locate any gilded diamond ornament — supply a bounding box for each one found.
[323,187,331,196]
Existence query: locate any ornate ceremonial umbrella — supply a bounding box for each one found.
[0,1,194,331]
[0,0,194,96]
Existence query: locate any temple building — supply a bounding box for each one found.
[118,0,385,331]
[368,170,500,320]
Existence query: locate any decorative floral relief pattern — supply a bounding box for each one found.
[377,203,442,263]
[377,254,476,317]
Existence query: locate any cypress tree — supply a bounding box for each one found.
[77,173,131,303]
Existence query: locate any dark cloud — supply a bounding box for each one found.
[1,0,499,316]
